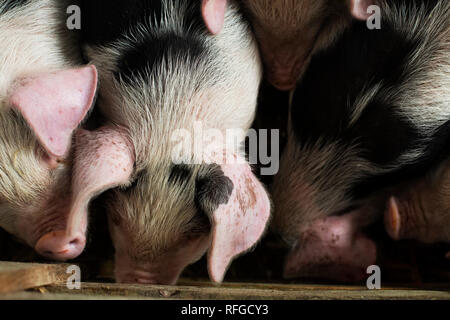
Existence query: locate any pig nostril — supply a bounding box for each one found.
[35,231,86,261]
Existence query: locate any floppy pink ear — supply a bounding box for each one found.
[207,161,271,283]
[201,0,227,34]
[9,65,98,158]
[66,126,135,234]
[349,0,377,21]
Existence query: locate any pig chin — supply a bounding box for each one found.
[113,235,210,285]
[114,258,185,285]
[264,55,308,91]
[257,38,311,91]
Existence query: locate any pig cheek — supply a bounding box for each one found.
[107,216,128,256]
[159,235,211,284]
[184,234,211,265]
[14,210,43,247]
[284,217,377,282]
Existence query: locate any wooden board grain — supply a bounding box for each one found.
[41,282,450,300]
[0,261,69,294]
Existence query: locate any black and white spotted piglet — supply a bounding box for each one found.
[271,0,449,282]
[71,0,270,285]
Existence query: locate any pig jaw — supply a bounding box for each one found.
[113,231,211,285]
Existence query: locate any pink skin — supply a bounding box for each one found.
[30,126,134,261]
[7,168,88,261]
[202,0,227,35]
[10,66,98,159]
[284,212,377,282]
[5,66,98,261]
[13,194,86,261]
[207,157,271,283]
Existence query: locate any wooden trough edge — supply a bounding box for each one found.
[0,261,69,294]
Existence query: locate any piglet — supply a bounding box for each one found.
[0,0,97,260]
[240,0,378,90]
[76,0,270,284]
[385,159,450,245]
[272,0,450,281]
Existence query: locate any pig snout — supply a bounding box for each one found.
[35,230,86,261]
[254,31,311,91]
[115,268,180,286]
[283,214,377,282]
[114,258,186,286]
[263,51,306,91]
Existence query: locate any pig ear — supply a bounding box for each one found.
[201,0,227,34]
[67,126,135,233]
[349,0,377,21]
[9,66,98,158]
[198,162,271,283]
[384,197,402,240]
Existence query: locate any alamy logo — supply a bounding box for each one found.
[170,122,280,176]
[366,265,381,290]
[66,5,81,30]
[366,5,381,30]
[66,265,81,290]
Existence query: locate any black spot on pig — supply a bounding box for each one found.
[291,5,446,202]
[81,0,205,46]
[168,164,192,185]
[116,34,207,85]
[0,0,30,14]
[349,100,420,165]
[195,165,233,216]
[81,0,161,46]
[291,19,417,158]
[352,120,450,199]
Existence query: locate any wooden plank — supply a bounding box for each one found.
[42,282,450,300]
[177,279,450,291]
[0,291,155,300]
[0,262,69,294]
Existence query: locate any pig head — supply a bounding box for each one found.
[0,66,98,260]
[67,123,271,285]
[240,0,378,90]
[385,159,450,244]
[78,138,271,284]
